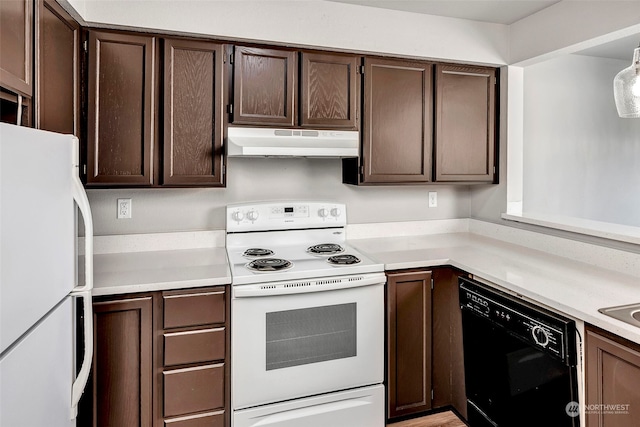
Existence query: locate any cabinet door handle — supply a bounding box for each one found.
[16,95,23,126]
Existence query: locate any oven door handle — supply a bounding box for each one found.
[233,273,386,297]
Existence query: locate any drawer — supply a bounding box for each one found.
[164,327,225,367]
[164,363,224,417]
[163,289,225,329]
[164,411,224,427]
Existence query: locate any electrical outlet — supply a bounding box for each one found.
[428,191,437,208]
[117,198,132,219]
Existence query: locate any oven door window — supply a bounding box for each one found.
[266,303,356,370]
[231,284,384,410]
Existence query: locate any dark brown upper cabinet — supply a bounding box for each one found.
[163,39,225,186]
[87,30,157,187]
[349,57,432,184]
[35,0,80,136]
[434,64,496,183]
[231,46,359,129]
[300,52,358,129]
[0,0,33,98]
[86,30,226,188]
[232,46,297,126]
[344,60,497,186]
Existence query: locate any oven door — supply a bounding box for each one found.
[231,278,384,410]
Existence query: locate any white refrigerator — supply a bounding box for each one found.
[0,123,94,426]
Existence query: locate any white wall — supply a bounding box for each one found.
[88,158,469,235]
[522,54,640,227]
[66,0,640,236]
[509,1,640,65]
[64,0,510,235]
[471,1,640,230]
[69,0,509,65]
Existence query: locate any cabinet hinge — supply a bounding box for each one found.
[359,165,364,176]
[83,40,88,52]
[358,65,365,74]
[83,164,87,175]
[493,166,496,175]
[431,389,434,401]
[227,104,233,114]
[222,164,226,175]
[229,53,234,65]
[431,278,434,290]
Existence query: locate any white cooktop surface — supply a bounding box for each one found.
[226,229,383,285]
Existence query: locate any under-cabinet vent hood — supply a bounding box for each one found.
[226,127,359,158]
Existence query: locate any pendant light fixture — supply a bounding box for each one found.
[613,43,640,118]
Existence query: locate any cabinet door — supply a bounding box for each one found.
[232,46,296,126]
[0,0,33,97]
[431,268,466,419]
[386,270,432,419]
[92,296,154,427]
[35,0,79,135]
[435,64,496,182]
[586,326,640,427]
[163,39,224,186]
[87,31,156,186]
[300,52,358,129]
[362,58,432,183]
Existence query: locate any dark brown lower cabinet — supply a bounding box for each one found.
[81,286,229,427]
[160,287,229,426]
[387,270,432,419]
[586,325,640,427]
[91,295,154,427]
[386,267,466,422]
[431,268,466,419]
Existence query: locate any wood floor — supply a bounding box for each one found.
[386,410,467,427]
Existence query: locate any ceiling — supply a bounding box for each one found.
[327,0,640,61]
[326,0,561,25]
[575,34,639,61]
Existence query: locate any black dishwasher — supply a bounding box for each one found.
[459,277,580,427]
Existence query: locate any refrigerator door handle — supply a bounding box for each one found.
[71,140,93,293]
[69,137,94,419]
[70,290,93,419]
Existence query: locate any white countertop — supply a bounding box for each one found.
[88,224,640,345]
[89,247,231,296]
[349,232,640,345]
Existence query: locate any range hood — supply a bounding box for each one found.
[226,127,359,158]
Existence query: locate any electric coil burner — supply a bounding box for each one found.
[307,243,344,255]
[243,248,274,258]
[246,258,293,272]
[327,254,361,265]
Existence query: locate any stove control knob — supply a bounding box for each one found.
[330,208,341,217]
[532,325,550,347]
[246,210,259,221]
[232,211,244,222]
[318,208,329,218]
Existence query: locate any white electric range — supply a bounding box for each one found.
[227,201,386,427]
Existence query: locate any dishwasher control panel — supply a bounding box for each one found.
[459,277,576,365]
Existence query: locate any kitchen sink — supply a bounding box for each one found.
[599,303,640,328]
